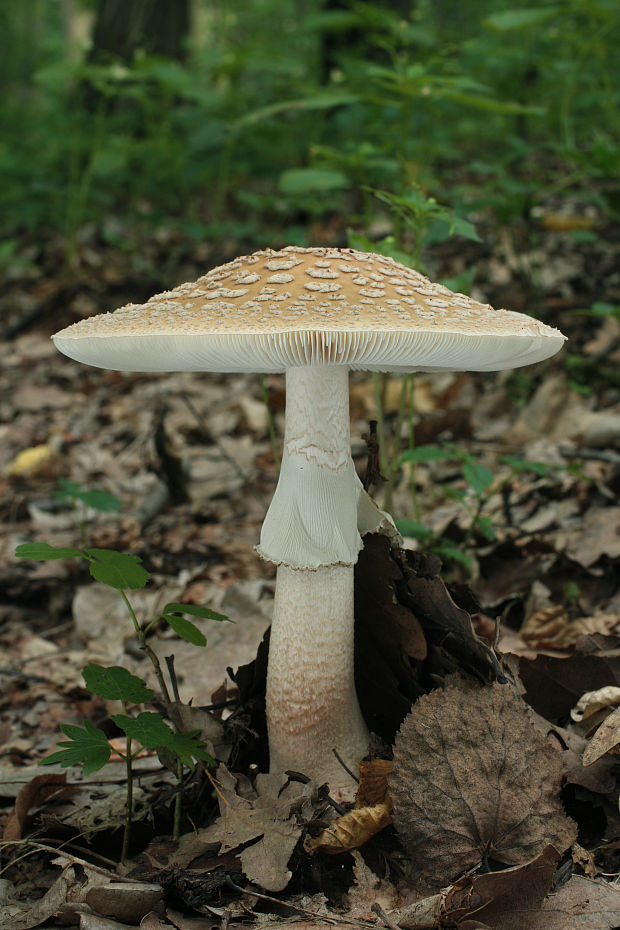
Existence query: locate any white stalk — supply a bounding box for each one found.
[263,365,369,798]
[267,562,369,799]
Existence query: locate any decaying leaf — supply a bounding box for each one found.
[305,800,392,854]
[170,766,314,892]
[572,842,599,878]
[2,867,74,930]
[572,686,620,722]
[442,845,560,930]
[389,683,577,887]
[516,646,620,722]
[388,846,559,930]
[346,850,398,920]
[583,706,620,766]
[3,773,69,842]
[355,758,392,807]
[530,875,620,929]
[521,606,620,651]
[306,759,393,854]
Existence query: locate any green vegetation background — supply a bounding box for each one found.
[1,0,618,269]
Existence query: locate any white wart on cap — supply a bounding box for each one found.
[53,246,565,374]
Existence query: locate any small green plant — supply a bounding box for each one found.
[53,478,122,545]
[15,542,229,861]
[395,447,572,571]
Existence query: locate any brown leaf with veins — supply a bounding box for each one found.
[522,875,620,929]
[170,766,314,892]
[443,845,560,929]
[389,684,577,888]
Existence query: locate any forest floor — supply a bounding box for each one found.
[1,217,620,928]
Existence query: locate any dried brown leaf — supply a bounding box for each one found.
[516,648,620,721]
[521,607,620,651]
[389,684,577,887]
[526,875,620,929]
[443,845,560,929]
[305,800,393,854]
[583,707,620,766]
[3,773,68,842]
[355,759,392,807]
[572,842,599,878]
[170,767,313,892]
[388,847,559,929]
[1,868,73,930]
[572,687,620,722]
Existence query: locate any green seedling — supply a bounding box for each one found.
[53,478,122,545]
[15,541,230,860]
[396,447,573,572]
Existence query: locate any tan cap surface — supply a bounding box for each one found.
[53,246,566,373]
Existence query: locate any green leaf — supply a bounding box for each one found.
[167,730,214,768]
[77,489,122,513]
[475,515,496,541]
[500,455,552,476]
[461,461,495,496]
[112,711,171,748]
[234,92,359,129]
[85,548,149,590]
[163,603,230,623]
[165,615,207,646]
[160,603,230,647]
[278,167,349,196]
[82,663,154,703]
[15,542,84,561]
[162,614,207,647]
[434,541,474,569]
[40,720,111,775]
[395,519,434,541]
[450,215,483,243]
[53,479,82,502]
[483,7,560,31]
[112,712,212,768]
[53,480,122,513]
[400,446,455,464]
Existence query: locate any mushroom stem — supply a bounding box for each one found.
[263,365,369,799]
[267,562,369,799]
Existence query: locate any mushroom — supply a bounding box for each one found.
[53,246,566,799]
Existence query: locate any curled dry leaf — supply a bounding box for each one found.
[306,759,393,854]
[305,800,392,855]
[571,686,620,722]
[521,606,620,651]
[389,683,577,888]
[3,773,69,842]
[583,706,620,766]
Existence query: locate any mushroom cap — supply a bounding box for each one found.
[53,247,565,373]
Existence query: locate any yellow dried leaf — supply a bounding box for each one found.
[7,444,59,477]
[306,799,393,854]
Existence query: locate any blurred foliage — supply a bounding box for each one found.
[0,0,618,250]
